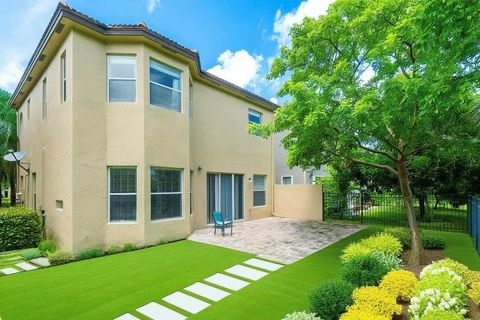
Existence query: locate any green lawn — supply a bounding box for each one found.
[0,249,25,270]
[0,227,478,320]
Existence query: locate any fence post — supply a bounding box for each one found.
[322,191,325,222]
[360,192,364,225]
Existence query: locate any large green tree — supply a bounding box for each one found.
[0,89,17,206]
[261,0,480,265]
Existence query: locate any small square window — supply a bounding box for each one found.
[56,200,64,210]
[248,109,262,124]
[282,176,293,185]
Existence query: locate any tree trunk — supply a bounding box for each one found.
[397,158,423,265]
[434,195,440,209]
[418,195,426,220]
[9,174,16,206]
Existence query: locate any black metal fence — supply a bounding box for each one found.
[323,192,469,233]
[468,197,480,254]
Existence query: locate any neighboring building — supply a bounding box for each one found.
[275,132,327,185]
[9,3,277,253]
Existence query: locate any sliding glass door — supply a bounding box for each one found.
[207,173,244,223]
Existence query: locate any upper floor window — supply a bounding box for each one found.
[150,60,182,112]
[61,51,67,102]
[42,78,47,119]
[248,109,262,124]
[107,55,136,102]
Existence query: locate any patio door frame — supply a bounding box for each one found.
[207,173,244,224]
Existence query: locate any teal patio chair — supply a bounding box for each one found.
[212,211,233,236]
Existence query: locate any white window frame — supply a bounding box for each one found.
[253,174,267,207]
[248,109,262,124]
[107,55,137,103]
[281,175,293,185]
[108,166,137,224]
[150,167,184,221]
[149,59,183,112]
[61,50,67,102]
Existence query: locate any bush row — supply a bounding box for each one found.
[0,207,42,251]
[383,227,446,249]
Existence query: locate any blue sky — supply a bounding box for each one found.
[0,0,334,102]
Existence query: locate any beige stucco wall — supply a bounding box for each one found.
[16,25,274,253]
[16,31,74,251]
[273,184,323,220]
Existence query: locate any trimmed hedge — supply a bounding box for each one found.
[0,207,42,251]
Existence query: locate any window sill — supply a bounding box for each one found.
[252,205,267,209]
[147,104,183,114]
[151,216,185,223]
[107,221,138,225]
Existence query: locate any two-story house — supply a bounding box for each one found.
[9,3,277,253]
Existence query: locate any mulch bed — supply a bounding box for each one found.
[393,249,480,320]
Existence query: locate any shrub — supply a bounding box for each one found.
[421,258,469,283]
[359,233,402,257]
[468,282,480,305]
[384,227,411,248]
[282,311,322,320]
[308,279,354,320]
[347,286,401,318]
[107,245,122,255]
[340,242,373,263]
[0,207,42,251]
[371,252,403,271]
[416,267,467,304]
[76,248,104,260]
[419,309,466,320]
[408,288,468,318]
[20,248,42,260]
[466,270,480,287]
[341,254,389,287]
[48,250,73,265]
[421,234,446,249]
[379,269,418,301]
[122,243,137,252]
[339,309,389,320]
[38,240,58,255]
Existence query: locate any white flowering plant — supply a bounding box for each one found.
[408,288,468,319]
[282,311,322,320]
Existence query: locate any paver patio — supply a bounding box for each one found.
[189,217,364,264]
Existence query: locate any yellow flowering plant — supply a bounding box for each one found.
[468,282,480,305]
[379,269,418,301]
[348,286,402,318]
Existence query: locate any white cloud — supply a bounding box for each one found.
[272,0,334,47]
[207,50,263,89]
[0,0,58,93]
[147,0,160,14]
[270,97,278,104]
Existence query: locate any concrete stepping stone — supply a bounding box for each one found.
[244,258,283,271]
[204,273,250,291]
[185,282,230,302]
[30,257,50,267]
[16,262,38,271]
[136,302,186,320]
[163,291,210,314]
[1,267,20,275]
[225,264,268,281]
[113,313,140,320]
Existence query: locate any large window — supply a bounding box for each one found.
[108,167,137,222]
[107,55,136,102]
[253,175,266,207]
[150,60,182,112]
[61,51,67,102]
[151,168,183,220]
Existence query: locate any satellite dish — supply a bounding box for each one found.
[3,150,26,162]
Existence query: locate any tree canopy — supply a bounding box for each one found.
[0,89,17,205]
[260,0,480,265]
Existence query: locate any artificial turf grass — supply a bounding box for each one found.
[0,226,477,320]
[0,240,254,320]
